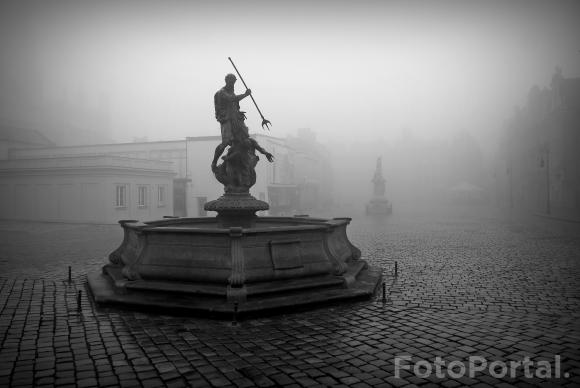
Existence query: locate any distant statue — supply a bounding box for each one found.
[366,156,392,215]
[372,157,386,197]
[211,73,274,193]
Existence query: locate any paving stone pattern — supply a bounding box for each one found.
[1,207,579,387]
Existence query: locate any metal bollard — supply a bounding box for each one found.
[395,261,398,277]
[68,266,72,283]
[77,290,82,311]
[232,302,238,326]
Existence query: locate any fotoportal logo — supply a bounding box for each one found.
[394,355,569,380]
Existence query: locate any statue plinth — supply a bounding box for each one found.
[204,192,269,228]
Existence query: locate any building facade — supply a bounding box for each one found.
[0,130,334,223]
[494,68,580,220]
[0,155,174,223]
[7,140,188,217]
[285,128,334,213]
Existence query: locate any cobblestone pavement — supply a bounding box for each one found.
[1,205,579,387]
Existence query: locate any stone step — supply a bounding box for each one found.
[246,275,345,296]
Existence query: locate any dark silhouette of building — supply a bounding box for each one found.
[495,68,580,221]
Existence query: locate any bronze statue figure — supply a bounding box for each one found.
[211,73,274,193]
[213,136,274,193]
[212,73,251,169]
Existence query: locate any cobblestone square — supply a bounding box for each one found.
[1,206,579,387]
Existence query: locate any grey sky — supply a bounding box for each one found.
[1,0,579,150]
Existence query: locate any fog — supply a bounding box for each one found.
[1,0,579,212]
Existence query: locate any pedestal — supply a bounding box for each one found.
[204,192,269,228]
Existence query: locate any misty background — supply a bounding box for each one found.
[1,0,579,209]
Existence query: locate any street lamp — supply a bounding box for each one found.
[506,159,513,210]
[539,144,550,215]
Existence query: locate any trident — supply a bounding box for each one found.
[228,57,271,131]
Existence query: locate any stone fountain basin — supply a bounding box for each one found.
[88,216,382,316]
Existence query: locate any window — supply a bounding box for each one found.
[157,185,166,207]
[138,186,148,207]
[115,185,127,208]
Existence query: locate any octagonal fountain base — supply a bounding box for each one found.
[88,216,382,317]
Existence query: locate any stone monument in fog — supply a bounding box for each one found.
[366,157,392,215]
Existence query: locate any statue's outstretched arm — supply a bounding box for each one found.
[250,139,274,162]
[221,89,251,102]
[235,90,250,102]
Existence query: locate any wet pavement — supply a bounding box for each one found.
[1,205,579,387]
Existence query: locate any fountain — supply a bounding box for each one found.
[88,72,381,317]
